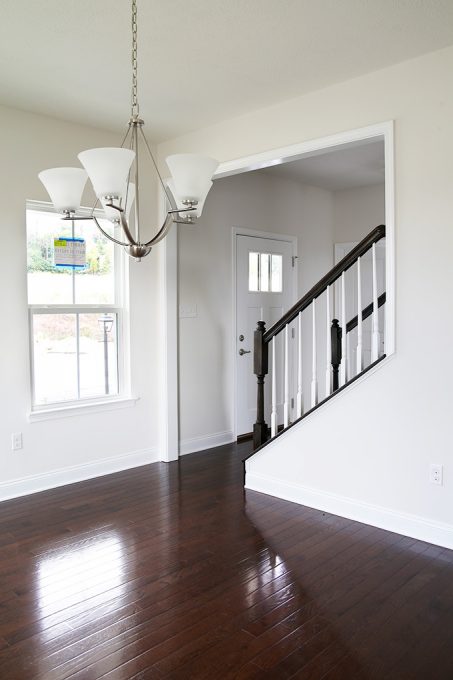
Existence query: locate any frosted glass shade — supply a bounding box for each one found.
[78,147,135,199]
[38,167,88,213]
[167,179,212,219]
[166,154,218,203]
[101,183,135,222]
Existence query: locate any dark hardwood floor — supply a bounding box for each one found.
[0,442,452,679]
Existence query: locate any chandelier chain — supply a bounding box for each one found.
[131,0,139,116]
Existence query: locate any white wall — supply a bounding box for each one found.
[0,104,161,499]
[334,183,385,243]
[178,171,333,447]
[159,45,453,547]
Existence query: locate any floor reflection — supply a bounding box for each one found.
[243,489,370,677]
[243,549,286,606]
[36,529,125,621]
[243,486,453,679]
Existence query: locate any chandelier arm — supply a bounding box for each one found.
[143,213,174,247]
[91,216,134,248]
[134,124,140,244]
[138,126,176,209]
[99,203,136,245]
[116,209,137,245]
[143,205,198,247]
[124,125,134,213]
[120,123,132,150]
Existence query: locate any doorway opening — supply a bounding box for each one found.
[168,123,393,452]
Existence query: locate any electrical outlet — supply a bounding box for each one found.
[11,432,23,451]
[429,464,443,486]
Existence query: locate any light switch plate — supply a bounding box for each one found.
[179,304,197,318]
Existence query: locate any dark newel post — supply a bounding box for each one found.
[253,321,269,449]
[331,319,342,392]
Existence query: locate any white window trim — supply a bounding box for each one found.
[26,200,133,416]
[28,396,139,422]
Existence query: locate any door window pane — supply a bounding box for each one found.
[79,313,119,399]
[248,250,283,292]
[271,254,283,292]
[248,252,259,292]
[33,314,78,405]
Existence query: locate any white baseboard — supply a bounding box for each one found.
[0,447,159,503]
[245,471,453,550]
[180,430,234,456]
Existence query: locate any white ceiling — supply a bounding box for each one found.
[1,1,453,141]
[258,139,385,191]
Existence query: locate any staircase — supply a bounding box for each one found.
[247,224,386,456]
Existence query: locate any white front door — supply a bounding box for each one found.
[235,234,294,436]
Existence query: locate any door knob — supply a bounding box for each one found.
[239,348,251,356]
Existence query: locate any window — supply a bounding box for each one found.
[27,203,127,409]
[249,252,283,292]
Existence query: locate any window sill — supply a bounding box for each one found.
[28,396,139,423]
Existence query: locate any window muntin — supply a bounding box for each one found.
[27,204,125,409]
[248,252,283,293]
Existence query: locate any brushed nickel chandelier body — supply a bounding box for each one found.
[38,0,218,261]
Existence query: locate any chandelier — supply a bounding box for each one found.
[38,0,218,261]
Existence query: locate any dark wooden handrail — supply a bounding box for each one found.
[346,292,386,334]
[263,224,385,343]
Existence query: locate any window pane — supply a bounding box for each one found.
[79,314,119,399]
[33,314,78,405]
[27,210,74,305]
[260,253,270,292]
[75,220,115,305]
[271,254,283,292]
[249,252,259,292]
[27,209,116,305]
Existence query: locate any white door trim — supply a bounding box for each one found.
[159,120,395,457]
[158,189,179,462]
[232,228,297,439]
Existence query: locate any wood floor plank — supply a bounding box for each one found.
[0,441,451,679]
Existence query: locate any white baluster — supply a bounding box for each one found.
[356,256,363,374]
[311,299,318,407]
[296,311,303,418]
[371,243,380,362]
[346,331,351,382]
[339,272,346,386]
[271,337,277,437]
[325,286,331,397]
[284,324,289,428]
